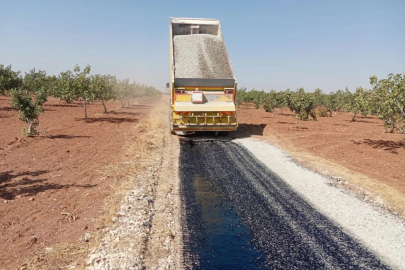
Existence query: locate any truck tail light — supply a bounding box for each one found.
[224,89,234,94]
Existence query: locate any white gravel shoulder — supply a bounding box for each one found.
[236,138,405,270]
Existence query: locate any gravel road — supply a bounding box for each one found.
[179,138,405,270]
[85,103,182,270]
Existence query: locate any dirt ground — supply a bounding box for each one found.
[2,95,404,269]
[236,105,405,215]
[0,95,160,269]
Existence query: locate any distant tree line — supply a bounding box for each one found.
[0,64,161,136]
[236,73,405,133]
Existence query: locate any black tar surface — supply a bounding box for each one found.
[179,140,390,270]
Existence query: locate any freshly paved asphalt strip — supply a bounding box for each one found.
[179,140,391,270]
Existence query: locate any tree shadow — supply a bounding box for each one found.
[46,135,91,139]
[352,139,405,154]
[0,106,17,111]
[345,120,374,123]
[0,170,96,200]
[107,111,140,116]
[46,103,80,108]
[294,126,309,130]
[275,121,295,125]
[77,117,139,124]
[232,124,267,138]
[1,170,50,184]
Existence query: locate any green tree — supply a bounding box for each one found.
[0,64,23,95]
[114,79,131,107]
[369,73,405,133]
[55,70,76,103]
[275,90,287,114]
[323,90,346,124]
[10,69,49,135]
[72,65,94,120]
[313,88,324,106]
[253,90,265,110]
[92,74,117,113]
[285,88,317,127]
[262,90,278,118]
[236,87,247,108]
[56,65,95,120]
[344,87,372,122]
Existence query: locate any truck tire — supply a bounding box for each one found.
[169,100,176,135]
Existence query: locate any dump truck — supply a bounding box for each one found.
[168,17,238,135]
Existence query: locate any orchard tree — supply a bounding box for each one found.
[72,65,94,120]
[55,65,96,121]
[244,88,258,104]
[285,88,317,127]
[45,75,60,100]
[10,69,49,135]
[11,90,47,136]
[92,74,117,113]
[115,79,131,107]
[235,87,247,108]
[323,90,345,124]
[0,64,22,95]
[262,90,278,119]
[324,92,338,118]
[313,88,324,106]
[275,90,287,114]
[55,70,76,103]
[370,73,405,133]
[57,65,95,120]
[22,69,50,94]
[344,87,372,122]
[253,90,265,111]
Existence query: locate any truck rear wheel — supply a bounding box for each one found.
[168,101,176,135]
[170,123,176,135]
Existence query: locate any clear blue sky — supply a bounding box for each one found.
[1,0,404,93]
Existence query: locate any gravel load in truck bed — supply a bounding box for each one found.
[173,34,233,79]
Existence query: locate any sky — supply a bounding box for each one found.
[1,0,404,93]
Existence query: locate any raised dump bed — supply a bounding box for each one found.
[170,17,236,88]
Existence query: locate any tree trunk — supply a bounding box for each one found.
[391,117,396,131]
[352,112,357,122]
[79,98,88,120]
[28,121,32,136]
[272,111,275,119]
[280,108,283,115]
[84,102,88,121]
[102,99,107,113]
[296,114,299,128]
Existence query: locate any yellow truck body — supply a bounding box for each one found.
[168,17,238,135]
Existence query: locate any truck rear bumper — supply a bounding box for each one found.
[173,124,238,132]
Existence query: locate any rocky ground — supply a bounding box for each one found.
[85,98,182,270]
